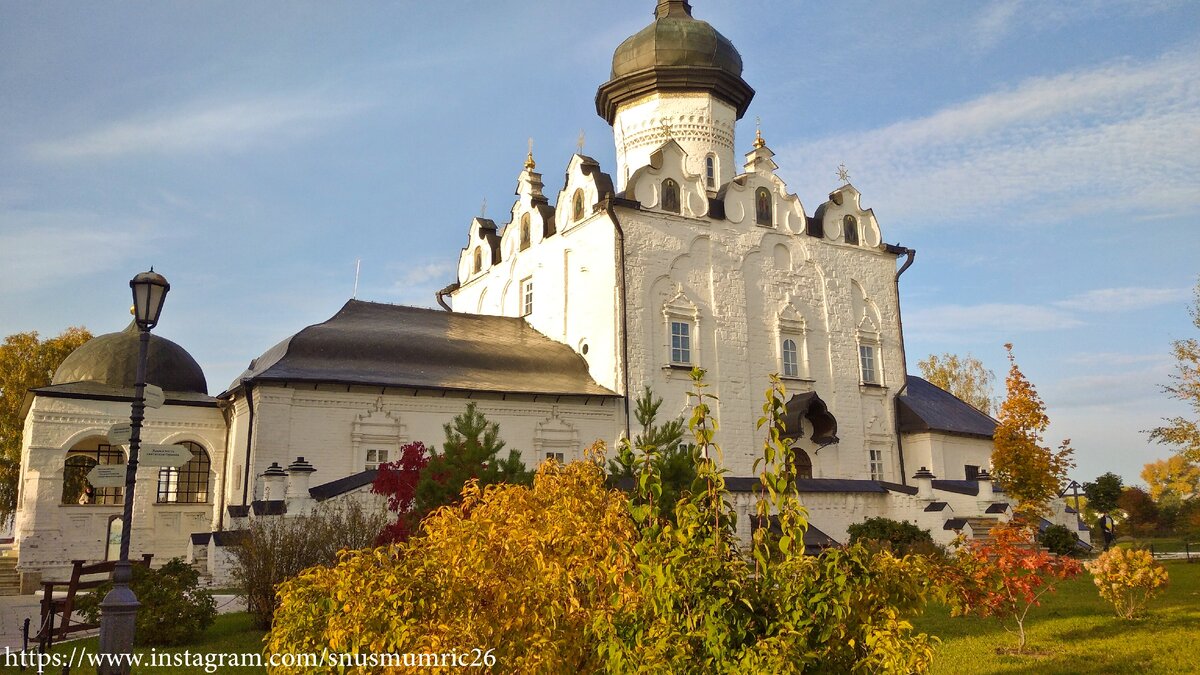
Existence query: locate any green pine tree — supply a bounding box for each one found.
[414,402,531,517]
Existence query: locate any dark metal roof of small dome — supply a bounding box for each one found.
[51,321,208,394]
[596,1,754,123]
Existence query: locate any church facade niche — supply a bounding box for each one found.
[350,402,406,473]
[534,408,580,463]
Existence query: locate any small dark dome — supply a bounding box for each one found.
[610,1,743,80]
[52,322,208,394]
[596,1,754,124]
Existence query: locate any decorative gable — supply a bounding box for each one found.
[816,184,882,248]
[625,140,709,218]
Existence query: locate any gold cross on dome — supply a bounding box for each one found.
[576,129,585,153]
[837,164,851,184]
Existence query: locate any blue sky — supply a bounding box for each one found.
[2,1,1197,486]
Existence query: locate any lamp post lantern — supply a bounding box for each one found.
[98,269,169,674]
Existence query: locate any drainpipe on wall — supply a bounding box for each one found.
[885,244,916,485]
[435,282,460,312]
[241,382,256,507]
[600,192,633,441]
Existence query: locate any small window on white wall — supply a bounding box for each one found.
[859,344,879,385]
[778,306,807,379]
[365,448,390,471]
[705,155,716,189]
[670,320,692,365]
[545,451,565,464]
[521,277,534,316]
[781,338,799,378]
[869,449,884,481]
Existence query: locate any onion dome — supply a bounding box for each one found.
[51,321,208,394]
[596,0,754,124]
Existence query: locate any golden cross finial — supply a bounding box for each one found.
[524,137,535,170]
[753,116,766,149]
[576,129,586,154]
[836,164,851,184]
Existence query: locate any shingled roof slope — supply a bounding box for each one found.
[897,375,997,439]
[226,300,617,398]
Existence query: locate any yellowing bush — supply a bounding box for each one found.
[1086,547,1169,619]
[266,460,636,673]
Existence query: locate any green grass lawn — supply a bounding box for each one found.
[915,560,1200,674]
[1,612,266,674]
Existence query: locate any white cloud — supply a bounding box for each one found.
[0,211,161,292]
[905,303,1083,340]
[969,0,1185,53]
[780,50,1200,225]
[31,91,366,160]
[1054,287,1191,312]
[972,0,1024,52]
[1063,351,1171,367]
[397,261,456,287]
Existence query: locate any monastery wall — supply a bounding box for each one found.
[226,384,620,507]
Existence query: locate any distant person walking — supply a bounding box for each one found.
[1099,512,1115,550]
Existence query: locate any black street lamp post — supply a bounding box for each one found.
[98,269,169,674]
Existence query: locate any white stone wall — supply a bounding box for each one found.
[611,92,738,192]
[901,432,994,482]
[15,395,226,582]
[223,383,620,509]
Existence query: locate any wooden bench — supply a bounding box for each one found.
[31,554,153,650]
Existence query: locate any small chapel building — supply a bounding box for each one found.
[12,1,1087,590]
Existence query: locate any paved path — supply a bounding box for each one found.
[0,593,245,651]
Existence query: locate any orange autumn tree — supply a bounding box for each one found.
[991,344,1074,521]
[950,524,1082,651]
[0,326,92,520]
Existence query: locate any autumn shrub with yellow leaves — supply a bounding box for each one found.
[267,371,944,673]
[1086,547,1170,619]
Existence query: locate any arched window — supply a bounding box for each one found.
[157,441,210,504]
[472,247,482,273]
[519,213,531,251]
[843,215,859,245]
[63,443,125,505]
[782,338,799,378]
[661,178,680,214]
[755,187,773,226]
[794,448,813,480]
[572,189,585,222]
[705,155,716,189]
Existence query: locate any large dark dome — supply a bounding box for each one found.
[610,1,743,80]
[596,1,754,123]
[52,322,208,394]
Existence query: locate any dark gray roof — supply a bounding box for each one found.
[252,500,286,516]
[228,300,618,398]
[932,479,980,496]
[986,503,1010,514]
[879,481,918,496]
[795,479,888,494]
[924,502,949,512]
[944,518,968,530]
[310,469,377,502]
[31,381,217,407]
[898,375,997,439]
[52,321,208,394]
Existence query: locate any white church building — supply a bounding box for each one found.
[12,0,1087,589]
